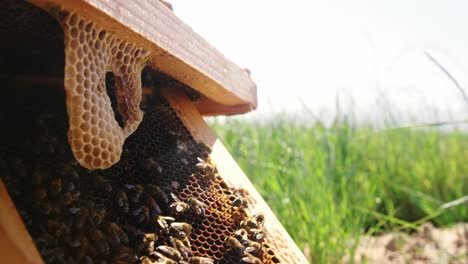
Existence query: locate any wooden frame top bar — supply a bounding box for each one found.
[29,0,257,115]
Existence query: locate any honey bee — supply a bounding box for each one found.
[50,177,62,195]
[145,233,158,243]
[244,240,262,254]
[187,197,206,216]
[139,256,155,264]
[143,157,162,174]
[147,184,169,204]
[33,187,47,200]
[35,232,55,249]
[155,215,175,231]
[135,233,157,254]
[170,236,192,259]
[145,234,157,254]
[68,207,80,214]
[43,247,66,263]
[133,206,150,223]
[156,245,182,261]
[125,184,135,190]
[107,222,129,244]
[79,234,90,249]
[170,201,190,214]
[131,184,144,203]
[91,205,106,226]
[170,222,192,239]
[233,187,249,197]
[150,252,177,264]
[72,190,81,200]
[116,190,129,213]
[143,157,157,170]
[90,229,110,256]
[234,228,249,243]
[187,256,215,264]
[113,245,135,262]
[232,196,248,208]
[170,194,190,214]
[241,213,265,229]
[196,157,215,174]
[147,197,163,214]
[181,237,191,248]
[176,140,188,153]
[74,207,89,228]
[123,224,145,237]
[170,181,180,190]
[68,167,80,180]
[47,220,68,237]
[96,175,112,193]
[248,228,265,242]
[38,200,59,216]
[241,253,262,264]
[62,192,74,206]
[82,255,93,264]
[225,236,245,255]
[139,256,154,264]
[65,181,75,191]
[68,237,81,248]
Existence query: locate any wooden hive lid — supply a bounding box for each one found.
[29,0,257,116]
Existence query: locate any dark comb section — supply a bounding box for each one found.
[0,78,279,263]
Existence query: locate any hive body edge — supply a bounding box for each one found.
[0,180,44,264]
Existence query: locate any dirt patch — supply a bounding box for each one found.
[344,223,468,264]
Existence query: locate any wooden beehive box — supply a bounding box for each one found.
[0,1,309,263]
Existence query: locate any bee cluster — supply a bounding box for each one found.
[0,84,280,263]
[224,213,268,264]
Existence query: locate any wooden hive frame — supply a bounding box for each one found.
[0,0,309,263]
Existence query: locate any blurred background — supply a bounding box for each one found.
[172,1,467,263]
[172,0,468,126]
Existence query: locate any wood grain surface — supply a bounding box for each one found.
[163,88,310,263]
[0,180,44,264]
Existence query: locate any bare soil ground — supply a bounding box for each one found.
[344,223,468,264]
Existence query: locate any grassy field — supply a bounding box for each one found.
[209,116,468,263]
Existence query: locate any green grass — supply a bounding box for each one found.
[209,116,468,263]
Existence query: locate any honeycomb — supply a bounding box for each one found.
[0,76,281,263]
[46,6,151,170]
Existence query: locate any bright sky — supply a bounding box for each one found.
[170,0,468,124]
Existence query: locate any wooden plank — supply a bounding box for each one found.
[28,0,257,115]
[0,180,44,264]
[194,95,256,116]
[162,88,310,264]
